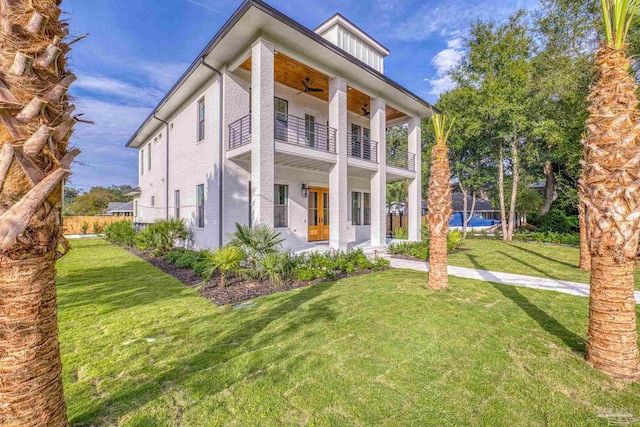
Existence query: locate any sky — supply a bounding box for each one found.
[63,0,539,191]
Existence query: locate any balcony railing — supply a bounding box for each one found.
[347,134,378,163]
[387,147,416,172]
[228,114,251,150]
[275,112,336,153]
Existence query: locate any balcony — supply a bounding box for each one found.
[387,146,416,172]
[347,134,378,163]
[275,113,336,153]
[228,113,337,154]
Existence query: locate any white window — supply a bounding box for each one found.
[198,98,205,141]
[140,149,144,175]
[274,184,288,228]
[151,196,155,207]
[352,192,362,226]
[363,193,371,225]
[147,143,151,171]
[174,190,180,218]
[196,184,205,228]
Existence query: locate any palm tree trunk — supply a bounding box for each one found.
[582,44,640,380]
[428,139,452,290]
[0,255,67,426]
[0,1,79,424]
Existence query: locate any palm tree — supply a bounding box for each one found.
[427,113,454,290]
[204,246,246,288]
[581,0,640,379]
[0,1,79,424]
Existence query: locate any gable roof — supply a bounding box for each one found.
[126,0,436,148]
[314,13,390,56]
[107,201,133,213]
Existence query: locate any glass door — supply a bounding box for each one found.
[308,187,330,241]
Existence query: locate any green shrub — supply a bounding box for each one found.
[528,209,579,234]
[513,231,580,246]
[388,232,463,260]
[81,221,89,234]
[202,246,246,287]
[92,222,102,234]
[104,220,136,246]
[393,227,408,240]
[256,252,288,286]
[228,223,284,259]
[135,218,189,253]
[164,248,205,269]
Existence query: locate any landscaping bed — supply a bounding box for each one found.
[107,220,389,306]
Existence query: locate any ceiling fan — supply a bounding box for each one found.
[298,77,324,94]
[358,104,370,118]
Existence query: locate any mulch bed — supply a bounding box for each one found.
[124,246,385,306]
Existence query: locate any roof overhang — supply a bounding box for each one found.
[126,0,436,149]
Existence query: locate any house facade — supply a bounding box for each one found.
[127,0,433,250]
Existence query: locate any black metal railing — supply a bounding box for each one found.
[387,147,416,171]
[228,114,251,150]
[275,112,336,153]
[347,134,378,163]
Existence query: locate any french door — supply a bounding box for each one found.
[308,187,330,241]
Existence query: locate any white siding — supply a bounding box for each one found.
[335,26,384,73]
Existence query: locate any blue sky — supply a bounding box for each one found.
[64,0,538,190]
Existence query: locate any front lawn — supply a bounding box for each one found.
[449,238,640,289]
[58,239,640,426]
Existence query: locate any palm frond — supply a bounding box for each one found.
[602,0,640,49]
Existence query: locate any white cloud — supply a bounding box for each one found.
[184,0,228,15]
[74,75,163,107]
[427,37,464,96]
[134,61,190,90]
[389,0,538,41]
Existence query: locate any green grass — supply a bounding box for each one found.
[58,239,640,426]
[449,239,640,289]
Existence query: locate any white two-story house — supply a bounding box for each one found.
[126,0,433,251]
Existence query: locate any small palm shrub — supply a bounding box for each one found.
[135,219,189,253]
[203,246,246,287]
[228,223,284,260]
[393,227,408,240]
[81,221,89,234]
[104,220,136,246]
[256,252,290,286]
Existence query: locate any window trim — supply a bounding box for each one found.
[197,97,205,142]
[140,149,144,175]
[147,143,151,171]
[196,184,205,228]
[363,192,371,226]
[274,183,289,229]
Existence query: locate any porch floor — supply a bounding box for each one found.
[289,238,399,255]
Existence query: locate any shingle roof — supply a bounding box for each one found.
[107,201,133,213]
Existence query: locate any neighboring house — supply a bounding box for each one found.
[126,0,433,250]
[107,202,134,217]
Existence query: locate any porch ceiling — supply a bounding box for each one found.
[239,53,406,121]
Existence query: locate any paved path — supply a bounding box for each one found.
[386,256,640,304]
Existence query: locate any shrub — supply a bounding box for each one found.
[81,221,89,234]
[388,232,463,260]
[164,248,205,269]
[256,252,288,286]
[393,227,408,240]
[228,223,284,260]
[104,220,136,246]
[135,218,189,253]
[528,209,579,234]
[447,230,463,252]
[513,231,580,246]
[92,222,102,234]
[202,246,246,287]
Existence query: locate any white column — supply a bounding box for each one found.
[370,98,387,247]
[408,116,422,241]
[329,77,348,249]
[251,39,275,228]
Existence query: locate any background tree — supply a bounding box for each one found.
[581,0,640,379]
[65,184,133,216]
[427,113,454,290]
[0,0,79,425]
[450,13,534,241]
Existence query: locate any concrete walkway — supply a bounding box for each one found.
[386,256,640,304]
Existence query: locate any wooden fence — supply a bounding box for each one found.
[63,216,132,235]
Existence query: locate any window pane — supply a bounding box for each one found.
[352,192,361,226]
[274,184,288,228]
[197,185,205,228]
[175,190,180,218]
[363,193,371,225]
[198,98,205,141]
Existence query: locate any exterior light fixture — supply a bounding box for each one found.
[301,183,308,198]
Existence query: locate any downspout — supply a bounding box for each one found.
[200,56,224,248]
[153,113,170,220]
